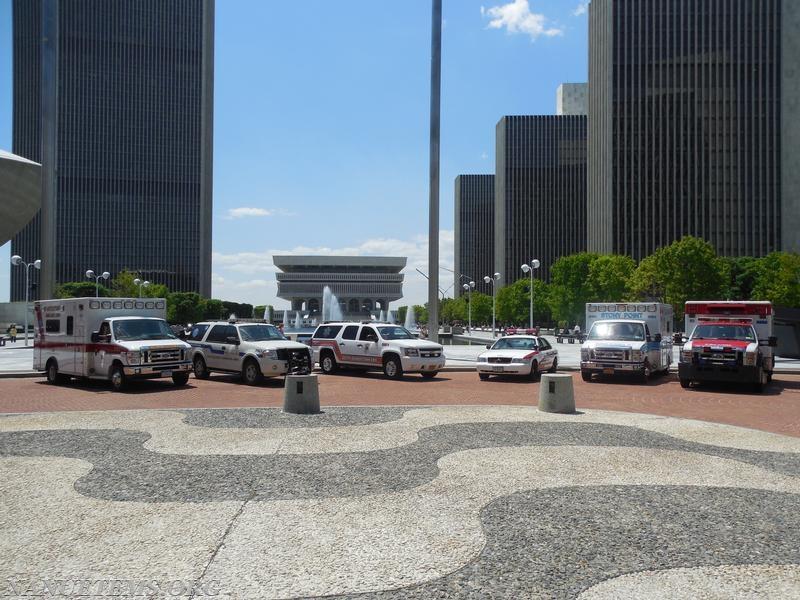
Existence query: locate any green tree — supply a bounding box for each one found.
[496,279,529,325]
[587,254,636,301]
[413,305,428,325]
[751,252,800,307]
[54,281,110,298]
[440,297,467,323]
[469,292,493,325]
[398,306,409,325]
[167,292,206,324]
[221,301,254,319]
[253,305,276,320]
[628,236,728,319]
[203,299,225,320]
[109,270,169,298]
[724,256,763,300]
[548,252,599,326]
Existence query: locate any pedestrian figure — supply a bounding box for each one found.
[9,324,17,343]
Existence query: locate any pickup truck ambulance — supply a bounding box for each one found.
[679,301,776,392]
[581,302,674,382]
[34,297,191,391]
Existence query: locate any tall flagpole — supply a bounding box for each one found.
[427,0,442,342]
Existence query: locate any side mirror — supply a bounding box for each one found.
[91,332,100,343]
[486,344,492,349]
[654,333,662,343]
[226,336,240,345]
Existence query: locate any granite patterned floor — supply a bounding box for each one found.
[1,406,798,599]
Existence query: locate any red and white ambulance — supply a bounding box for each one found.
[679,301,776,392]
[34,297,191,391]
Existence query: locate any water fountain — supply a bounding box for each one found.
[322,286,344,322]
[294,311,303,330]
[283,310,289,328]
[378,309,386,323]
[263,306,271,323]
[404,306,415,330]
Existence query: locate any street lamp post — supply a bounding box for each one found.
[86,269,110,298]
[483,272,501,337]
[520,259,541,329]
[10,255,41,347]
[462,281,475,333]
[133,278,151,298]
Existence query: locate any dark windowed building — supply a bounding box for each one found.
[10,0,215,300]
[454,175,494,296]
[588,0,800,260]
[494,115,587,285]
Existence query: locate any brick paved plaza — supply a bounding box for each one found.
[1,372,799,598]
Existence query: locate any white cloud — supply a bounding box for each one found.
[211,231,455,309]
[481,151,489,160]
[572,1,589,17]
[481,0,563,40]
[224,207,296,220]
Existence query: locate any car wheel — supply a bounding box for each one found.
[679,378,691,389]
[193,356,210,380]
[383,355,403,379]
[242,358,263,385]
[320,351,338,374]
[528,360,539,380]
[548,358,558,373]
[46,359,64,385]
[639,360,651,383]
[172,372,190,386]
[110,364,126,392]
[479,373,490,381]
[581,369,592,382]
[421,371,437,379]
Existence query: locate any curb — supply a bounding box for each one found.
[0,371,43,379]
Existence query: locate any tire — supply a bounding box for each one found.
[320,351,338,374]
[679,378,691,389]
[193,356,210,380]
[639,360,651,383]
[548,358,558,373]
[383,355,403,379]
[479,373,490,381]
[528,360,539,381]
[172,371,190,386]
[581,369,592,382]
[110,364,126,392]
[242,358,263,386]
[46,360,66,385]
[421,371,437,379]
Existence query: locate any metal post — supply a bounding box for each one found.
[427,0,442,343]
[492,283,496,338]
[468,288,472,333]
[24,264,30,347]
[529,269,534,329]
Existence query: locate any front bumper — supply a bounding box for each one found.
[124,361,191,377]
[581,361,645,374]
[678,362,762,383]
[259,358,291,376]
[476,362,532,375]
[401,356,445,372]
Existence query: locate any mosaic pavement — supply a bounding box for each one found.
[1,406,799,599]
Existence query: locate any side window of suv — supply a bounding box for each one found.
[359,327,379,342]
[189,324,210,341]
[314,325,343,339]
[342,325,359,340]
[206,325,228,343]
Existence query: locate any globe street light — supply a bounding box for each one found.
[520,259,541,329]
[483,272,501,337]
[86,269,110,298]
[10,255,41,347]
[133,278,151,298]
[462,281,476,333]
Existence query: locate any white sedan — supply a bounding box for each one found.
[476,335,559,380]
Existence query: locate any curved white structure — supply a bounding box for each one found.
[0,149,41,246]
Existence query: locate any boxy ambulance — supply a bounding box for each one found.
[34,297,191,391]
[580,302,674,382]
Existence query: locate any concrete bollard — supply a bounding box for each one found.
[538,373,576,414]
[283,374,321,414]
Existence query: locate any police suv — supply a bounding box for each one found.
[187,320,312,385]
[311,322,445,379]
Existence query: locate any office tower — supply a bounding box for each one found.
[11,0,214,300]
[588,0,800,260]
[454,175,494,296]
[494,115,588,284]
[556,83,588,116]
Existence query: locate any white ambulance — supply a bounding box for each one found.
[581,302,674,382]
[34,297,192,391]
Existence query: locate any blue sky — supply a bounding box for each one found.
[0,0,588,308]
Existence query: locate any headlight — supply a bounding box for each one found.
[511,358,527,364]
[404,348,419,357]
[122,351,141,365]
[743,352,757,366]
[681,350,693,362]
[581,349,589,361]
[257,349,278,359]
[478,354,488,362]
[631,350,643,362]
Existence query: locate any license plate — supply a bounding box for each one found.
[603,368,615,375]
[161,370,173,377]
[492,366,504,372]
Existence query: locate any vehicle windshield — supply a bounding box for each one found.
[587,322,645,342]
[239,324,286,342]
[491,338,537,350]
[113,319,176,341]
[691,324,756,342]
[377,326,415,340]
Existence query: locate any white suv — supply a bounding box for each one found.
[187,321,312,385]
[310,322,445,379]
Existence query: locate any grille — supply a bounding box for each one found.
[147,348,182,363]
[488,357,512,364]
[595,348,626,361]
[276,348,312,362]
[698,348,739,363]
[420,349,441,358]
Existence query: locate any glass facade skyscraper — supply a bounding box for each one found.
[588,0,800,260]
[454,175,494,296]
[11,0,214,301]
